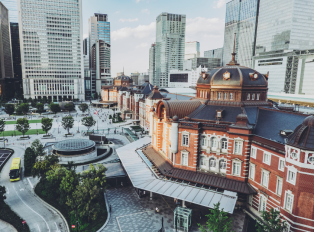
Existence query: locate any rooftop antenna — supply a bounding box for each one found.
[227,33,239,66]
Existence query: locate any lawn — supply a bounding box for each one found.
[5,119,44,125]
[0,129,46,137]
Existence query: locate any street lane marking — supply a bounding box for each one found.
[27,178,34,189]
[13,186,50,232]
[54,222,60,232]
[37,223,41,232]
[6,186,9,194]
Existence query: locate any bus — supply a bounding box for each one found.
[9,158,21,181]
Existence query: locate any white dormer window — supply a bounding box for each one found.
[257,93,260,100]
[247,93,250,100]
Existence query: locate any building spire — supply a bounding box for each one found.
[227,33,239,66]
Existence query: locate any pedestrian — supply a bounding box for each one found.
[109,205,112,213]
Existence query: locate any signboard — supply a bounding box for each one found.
[72,225,75,228]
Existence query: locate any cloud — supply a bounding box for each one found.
[112,22,155,40]
[213,0,228,8]
[119,18,139,22]
[135,0,141,3]
[186,17,224,40]
[141,9,150,14]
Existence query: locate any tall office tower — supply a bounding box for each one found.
[255,0,314,54]
[83,38,89,69]
[88,13,111,87]
[222,0,259,67]
[1,0,18,22]
[10,22,23,97]
[253,0,314,94]
[149,43,156,84]
[18,0,84,101]
[0,2,14,99]
[185,41,200,60]
[204,48,223,60]
[91,40,112,92]
[155,12,186,87]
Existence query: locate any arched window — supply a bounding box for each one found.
[221,138,228,151]
[201,135,207,147]
[219,160,227,173]
[211,137,217,150]
[209,158,216,169]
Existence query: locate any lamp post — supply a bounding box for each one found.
[97,120,98,131]
[14,125,16,137]
[78,120,80,133]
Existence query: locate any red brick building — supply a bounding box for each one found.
[148,54,313,231]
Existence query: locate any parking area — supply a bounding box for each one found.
[0,150,12,167]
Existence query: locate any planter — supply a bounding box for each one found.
[42,135,53,139]
[19,136,30,140]
[64,134,74,137]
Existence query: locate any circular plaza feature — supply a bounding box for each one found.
[53,139,96,156]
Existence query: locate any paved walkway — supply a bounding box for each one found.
[0,219,17,232]
[102,186,246,232]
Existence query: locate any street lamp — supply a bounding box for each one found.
[78,120,80,133]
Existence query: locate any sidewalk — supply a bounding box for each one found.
[0,219,18,232]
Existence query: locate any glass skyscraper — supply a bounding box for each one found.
[155,12,186,87]
[88,13,111,89]
[255,0,314,53]
[18,0,84,101]
[222,0,259,67]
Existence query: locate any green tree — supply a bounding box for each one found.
[59,169,79,205]
[67,177,101,222]
[36,103,45,115]
[4,104,15,116]
[16,118,30,137]
[198,202,233,232]
[256,208,287,232]
[0,185,6,205]
[64,103,75,113]
[45,164,67,200]
[62,115,74,134]
[0,118,5,138]
[18,103,30,115]
[80,163,107,190]
[49,103,61,115]
[41,118,53,135]
[81,116,96,133]
[31,139,45,156]
[31,154,59,179]
[24,147,37,176]
[78,103,88,113]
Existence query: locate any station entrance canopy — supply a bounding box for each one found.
[116,137,237,214]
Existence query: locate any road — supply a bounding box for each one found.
[0,146,67,232]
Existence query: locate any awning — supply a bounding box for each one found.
[116,137,238,214]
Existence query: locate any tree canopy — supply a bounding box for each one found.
[49,103,61,115]
[31,154,59,179]
[78,103,88,113]
[18,103,30,115]
[198,202,233,232]
[36,103,45,115]
[64,103,75,113]
[4,104,15,116]
[31,139,45,156]
[41,118,53,135]
[16,118,30,137]
[256,208,288,232]
[62,115,74,134]
[24,147,37,176]
[81,116,96,133]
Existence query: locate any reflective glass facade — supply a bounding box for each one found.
[222,0,259,67]
[255,0,314,53]
[155,12,186,87]
[18,0,84,100]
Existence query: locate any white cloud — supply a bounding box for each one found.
[135,0,141,3]
[112,22,155,40]
[186,17,224,39]
[141,9,150,14]
[213,0,228,8]
[119,18,139,23]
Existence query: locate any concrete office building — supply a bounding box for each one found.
[253,0,314,94]
[18,0,84,101]
[1,0,18,22]
[138,72,149,85]
[204,48,223,60]
[184,57,221,71]
[88,13,111,88]
[185,41,200,60]
[131,72,140,86]
[149,43,156,84]
[222,0,259,68]
[91,39,112,92]
[155,12,186,87]
[168,66,208,88]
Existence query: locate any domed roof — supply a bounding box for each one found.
[116,75,133,81]
[287,115,314,151]
[197,65,267,87]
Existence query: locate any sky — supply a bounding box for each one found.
[82,0,228,76]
